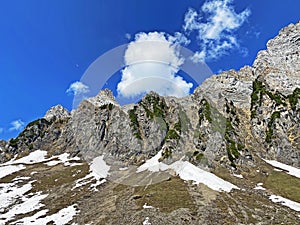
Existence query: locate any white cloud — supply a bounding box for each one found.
[168,32,190,46]
[66,81,90,96]
[125,33,131,40]
[183,0,250,61]
[117,32,193,98]
[9,120,24,132]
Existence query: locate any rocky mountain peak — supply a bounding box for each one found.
[252,21,300,97]
[253,21,300,79]
[44,104,70,121]
[84,88,119,108]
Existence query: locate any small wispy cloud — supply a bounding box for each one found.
[0,127,3,134]
[168,32,190,46]
[125,33,131,40]
[9,119,24,132]
[66,81,90,96]
[183,0,251,61]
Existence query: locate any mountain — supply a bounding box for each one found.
[0,21,300,225]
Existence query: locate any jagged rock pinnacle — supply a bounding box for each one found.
[84,88,119,108]
[44,104,70,121]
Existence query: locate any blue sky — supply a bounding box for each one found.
[0,0,299,140]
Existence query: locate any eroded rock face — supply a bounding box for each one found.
[1,21,300,169]
[253,22,300,79]
[248,22,300,167]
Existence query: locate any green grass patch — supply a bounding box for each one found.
[32,163,89,193]
[133,177,196,213]
[128,106,142,139]
[251,79,286,118]
[288,88,300,110]
[265,111,280,143]
[9,138,19,148]
[199,99,212,123]
[264,170,300,202]
[165,129,180,140]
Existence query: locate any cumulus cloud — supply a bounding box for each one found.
[117,32,193,98]
[183,0,250,61]
[9,119,24,131]
[66,81,90,96]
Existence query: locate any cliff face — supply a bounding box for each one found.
[0,22,300,224]
[3,22,299,168]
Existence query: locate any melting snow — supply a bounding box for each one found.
[137,150,238,192]
[168,161,239,192]
[0,181,48,224]
[269,195,300,212]
[0,150,84,180]
[137,150,168,173]
[14,204,78,225]
[0,164,25,179]
[143,203,154,209]
[12,176,31,181]
[0,150,84,224]
[44,153,82,167]
[233,174,243,179]
[254,183,266,190]
[73,155,109,191]
[119,167,128,171]
[143,217,151,225]
[264,159,300,178]
[0,182,32,210]
[1,150,82,168]
[8,150,48,165]
[90,155,110,179]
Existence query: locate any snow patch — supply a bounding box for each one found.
[12,176,31,181]
[137,150,168,173]
[0,181,47,223]
[90,155,110,179]
[143,203,154,209]
[15,204,78,225]
[73,155,109,191]
[143,217,151,225]
[0,164,25,179]
[264,159,300,178]
[73,173,94,189]
[269,195,300,212]
[169,161,239,192]
[137,151,238,192]
[1,150,82,168]
[44,153,82,167]
[9,150,48,165]
[254,183,266,190]
[119,167,128,171]
[0,182,32,210]
[233,174,243,179]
